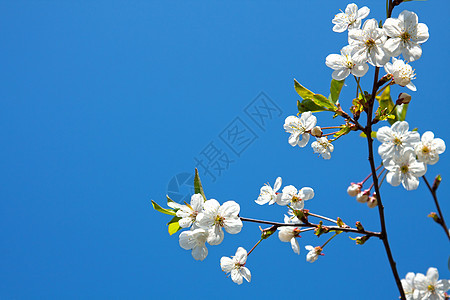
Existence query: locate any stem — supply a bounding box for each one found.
[361,164,383,184]
[365,67,406,300]
[378,169,388,189]
[354,76,365,101]
[320,126,342,130]
[375,82,391,96]
[321,232,338,249]
[307,212,337,224]
[322,131,339,137]
[247,238,263,256]
[422,176,450,240]
[239,216,382,238]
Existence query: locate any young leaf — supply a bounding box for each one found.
[151,200,177,216]
[194,168,207,201]
[298,99,328,114]
[312,94,337,111]
[329,79,345,105]
[294,79,314,100]
[360,131,377,138]
[168,221,182,235]
[395,103,409,122]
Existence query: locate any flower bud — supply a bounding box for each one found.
[310,126,322,137]
[367,196,378,208]
[356,189,370,203]
[396,93,411,105]
[347,183,362,197]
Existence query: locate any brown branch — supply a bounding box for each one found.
[422,175,450,240]
[365,67,406,300]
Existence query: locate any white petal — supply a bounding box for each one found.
[387,170,402,186]
[299,187,314,201]
[231,269,243,285]
[288,132,300,147]
[402,174,419,191]
[235,247,248,264]
[384,38,402,57]
[415,23,429,44]
[325,54,344,70]
[383,18,402,37]
[218,201,240,217]
[357,6,370,19]
[224,218,243,234]
[191,244,208,261]
[351,63,369,77]
[240,267,251,283]
[297,133,310,148]
[190,194,204,211]
[220,256,234,272]
[426,267,439,285]
[274,177,282,192]
[207,225,224,245]
[332,68,351,80]
[403,44,422,62]
[291,238,300,254]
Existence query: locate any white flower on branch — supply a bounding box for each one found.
[255,177,282,205]
[278,215,302,254]
[415,131,446,165]
[220,247,251,285]
[384,58,417,91]
[305,245,323,263]
[179,228,209,261]
[325,45,369,80]
[279,185,314,210]
[167,193,204,228]
[197,200,243,245]
[401,272,416,300]
[311,137,334,159]
[384,149,426,191]
[348,19,389,67]
[332,3,370,33]
[376,121,420,160]
[414,267,450,300]
[284,112,317,148]
[383,10,429,62]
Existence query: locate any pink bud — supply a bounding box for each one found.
[347,183,362,197]
[356,189,370,203]
[367,196,378,208]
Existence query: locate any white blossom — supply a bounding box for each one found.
[255,177,282,205]
[414,267,450,300]
[197,200,243,245]
[279,185,314,209]
[284,112,317,148]
[383,10,429,62]
[220,247,251,285]
[401,272,417,300]
[167,193,204,228]
[384,58,416,91]
[332,3,370,33]
[179,228,209,261]
[415,131,446,165]
[305,245,323,263]
[326,45,369,80]
[348,19,389,67]
[384,149,426,191]
[377,121,420,160]
[311,137,334,159]
[278,215,302,254]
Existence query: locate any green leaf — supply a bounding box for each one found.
[168,221,182,235]
[294,79,314,100]
[395,104,409,122]
[329,79,345,105]
[297,99,328,114]
[376,86,397,125]
[194,168,207,201]
[151,200,177,216]
[312,94,337,111]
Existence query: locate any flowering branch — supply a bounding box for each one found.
[422,175,450,240]
[239,216,382,238]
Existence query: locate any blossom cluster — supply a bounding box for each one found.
[328,4,428,91]
[168,194,243,261]
[401,267,449,300]
[376,121,445,191]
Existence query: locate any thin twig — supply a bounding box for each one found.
[307,212,338,224]
[422,175,450,240]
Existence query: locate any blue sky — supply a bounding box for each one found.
[1,0,449,299]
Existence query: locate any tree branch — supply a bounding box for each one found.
[422,175,450,240]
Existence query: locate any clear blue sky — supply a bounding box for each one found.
[1,0,449,299]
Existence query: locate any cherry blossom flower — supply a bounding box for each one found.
[384,58,417,91]
[279,185,314,209]
[384,149,426,191]
[326,45,369,80]
[414,267,450,300]
[255,177,282,205]
[383,10,429,62]
[401,272,417,300]
[348,19,389,67]
[376,121,420,160]
[197,200,243,245]
[284,112,317,148]
[311,137,334,159]
[278,215,302,254]
[220,247,251,285]
[179,228,209,261]
[332,3,370,33]
[415,131,446,165]
[167,193,204,228]
[305,245,323,263]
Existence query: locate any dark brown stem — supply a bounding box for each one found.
[365,67,406,300]
[422,175,450,240]
[239,216,382,238]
